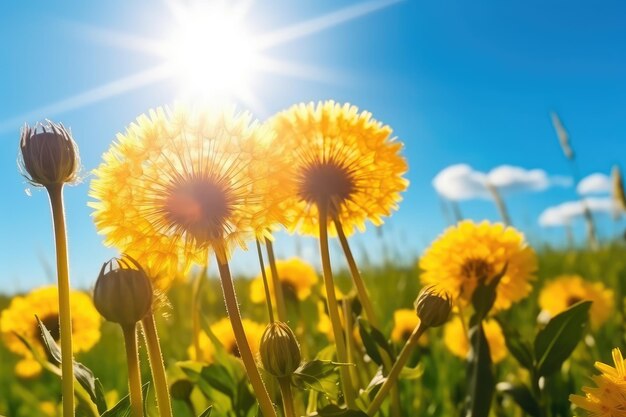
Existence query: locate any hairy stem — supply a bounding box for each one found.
[278,377,296,417]
[265,238,288,322]
[256,239,275,323]
[141,312,173,417]
[122,325,144,417]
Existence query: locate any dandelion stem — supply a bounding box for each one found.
[367,323,426,416]
[333,216,379,328]
[265,238,288,322]
[46,184,74,417]
[256,239,275,323]
[122,324,144,417]
[318,204,357,409]
[141,312,173,417]
[278,377,296,417]
[214,244,277,417]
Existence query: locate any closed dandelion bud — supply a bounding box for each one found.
[259,321,301,378]
[19,121,80,187]
[93,256,153,327]
[414,286,452,328]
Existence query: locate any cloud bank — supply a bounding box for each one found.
[433,164,572,201]
[539,197,614,227]
[577,173,611,195]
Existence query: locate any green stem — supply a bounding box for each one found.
[122,324,144,417]
[278,377,296,417]
[214,244,277,417]
[367,323,426,416]
[333,217,379,328]
[265,238,288,322]
[47,184,74,417]
[318,204,356,409]
[256,239,275,323]
[141,312,173,417]
[342,299,360,393]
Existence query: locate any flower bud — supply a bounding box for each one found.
[19,121,80,187]
[93,256,153,327]
[259,321,301,378]
[414,286,452,328]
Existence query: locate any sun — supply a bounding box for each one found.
[160,3,260,102]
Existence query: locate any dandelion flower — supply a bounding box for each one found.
[0,286,101,377]
[192,318,265,362]
[539,275,613,328]
[419,220,537,311]
[443,316,507,364]
[570,348,626,416]
[250,257,318,303]
[90,106,290,290]
[271,100,408,236]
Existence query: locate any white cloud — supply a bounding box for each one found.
[433,164,572,201]
[577,173,611,195]
[539,197,614,227]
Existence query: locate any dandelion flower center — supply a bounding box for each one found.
[461,258,493,281]
[299,160,356,210]
[162,176,233,243]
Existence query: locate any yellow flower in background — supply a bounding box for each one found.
[539,275,613,328]
[443,316,507,364]
[250,257,319,303]
[570,348,626,416]
[271,100,408,237]
[391,309,428,347]
[419,220,537,311]
[193,317,266,362]
[90,106,290,290]
[0,286,101,377]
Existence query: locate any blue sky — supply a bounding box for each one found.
[1,0,625,293]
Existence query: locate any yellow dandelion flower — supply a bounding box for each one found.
[90,106,290,290]
[271,100,408,236]
[0,286,101,377]
[419,220,537,311]
[391,309,428,347]
[250,257,319,303]
[192,318,266,362]
[443,316,507,364]
[570,348,626,416]
[539,275,613,328]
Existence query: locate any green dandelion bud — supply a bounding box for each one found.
[259,321,301,378]
[19,120,80,187]
[93,256,153,328]
[414,286,452,328]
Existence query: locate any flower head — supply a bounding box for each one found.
[0,286,101,377]
[419,220,537,311]
[539,275,613,329]
[443,316,507,364]
[271,100,408,236]
[259,321,301,377]
[570,348,626,416]
[90,106,290,290]
[249,257,318,303]
[193,317,265,362]
[19,121,80,187]
[414,286,452,328]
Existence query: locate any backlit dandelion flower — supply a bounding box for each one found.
[271,100,408,236]
[250,257,318,303]
[90,106,289,290]
[192,318,265,362]
[419,220,537,311]
[540,275,613,328]
[570,348,626,416]
[443,316,506,363]
[0,286,101,377]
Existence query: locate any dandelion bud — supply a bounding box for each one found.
[19,121,80,187]
[414,286,452,328]
[259,321,301,378]
[93,256,153,327]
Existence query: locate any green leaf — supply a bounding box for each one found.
[357,318,395,367]
[198,406,213,417]
[101,383,150,417]
[292,360,340,400]
[36,316,108,414]
[471,266,507,320]
[464,320,494,417]
[496,382,540,417]
[496,318,534,370]
[317,404,368,416]
[534,301,591,376]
